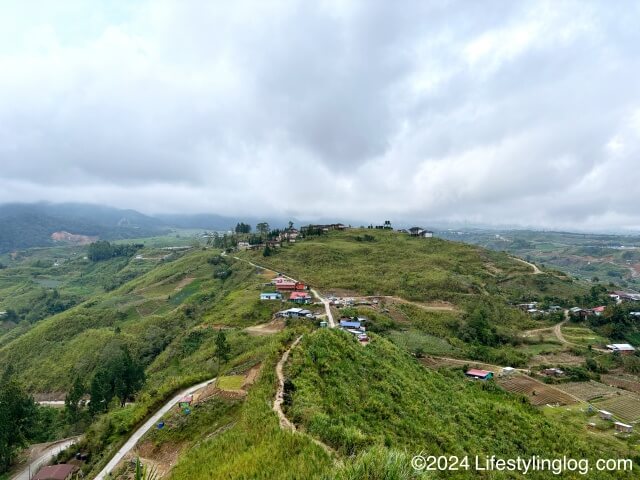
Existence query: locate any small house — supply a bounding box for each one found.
[599,410,613,421]
[33,464,78,480]
[542,368,564,377]
[591,306,606,316]
[277,308,313,318]
[237,241,250,250]
[260,292,282,301]
[465,369,494,380]
[606,343,636,355]
[569,307,589,319]
[178,395,193,408]
[501,367,516,376]
[614,421,633,433]
[340,320,362,329]
[319,321,328,328]
[289,291,312,304]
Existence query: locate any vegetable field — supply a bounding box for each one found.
[497,375,578,406]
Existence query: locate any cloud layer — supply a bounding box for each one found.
[1,0,639,230]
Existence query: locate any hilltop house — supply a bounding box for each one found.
[606,343,636,354]
[289,291,312,304]
[407,227,433,238]
[465,369,493,380]
[260,292,283,301]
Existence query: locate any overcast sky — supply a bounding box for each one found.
[1,0,639,230]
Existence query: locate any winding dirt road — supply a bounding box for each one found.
[512,256,543,274]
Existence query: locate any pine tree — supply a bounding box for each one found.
[215,329,231,378]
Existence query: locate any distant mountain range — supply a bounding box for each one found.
[0,203,304,253]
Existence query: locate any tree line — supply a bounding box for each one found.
[87,241,143,262]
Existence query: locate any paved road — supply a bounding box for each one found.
[12,438,79,480]
[94,378,215,480]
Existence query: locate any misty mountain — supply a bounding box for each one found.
[0,203,168,253]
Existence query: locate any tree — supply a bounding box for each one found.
[263,245,272,257]
[288,221,294,231]
[256,222,270,239]
[0,377,36,472]
[65,376,85,423]
[89,346,145,414]
[215,329,231,378]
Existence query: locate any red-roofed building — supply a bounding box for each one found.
[289,292,312,304]
[591,306,606,316]
[465,369,494,380]
[273,277,306,291]
[33,464,78,480]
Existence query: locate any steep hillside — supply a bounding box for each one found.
[285,329,633,479]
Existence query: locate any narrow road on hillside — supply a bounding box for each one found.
[511,256,543,274]
[273,336,335,455]
[366,295,458,312]
[311,288,336,328]
[94,377,216,480]
[426,355,529,373]
[12,438,79,480]
[523,311,609,353]
[232,256,336,328]
[274,336,303,430]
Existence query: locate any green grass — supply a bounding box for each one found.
[285,329,637,478]
[243,230,587,304]
[218,375,244,390]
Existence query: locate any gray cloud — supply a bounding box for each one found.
[0,0,639,230]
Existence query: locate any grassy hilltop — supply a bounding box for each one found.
[242,229,584,303]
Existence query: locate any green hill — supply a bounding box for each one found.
[284,329,632,479]
[243,229,584,303]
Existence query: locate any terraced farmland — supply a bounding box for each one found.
[601,375,640,394]
[555,381,620,401]
[497,375,578,406]
[592,394,640,423]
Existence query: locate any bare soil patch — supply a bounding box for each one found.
[174,277,195,291]
[245,319,285,336]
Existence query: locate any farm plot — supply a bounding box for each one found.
[601,375,640,394]
[554,381,619,401]
[592,394,640,423]
[497,375,578,406]
[561,326,608,347]
[529,352,584,367]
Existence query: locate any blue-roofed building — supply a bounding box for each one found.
[340,320,361,329]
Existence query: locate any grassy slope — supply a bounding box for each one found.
[286,329,635,479]
[0,249,280,392]
[243,229,586,304]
